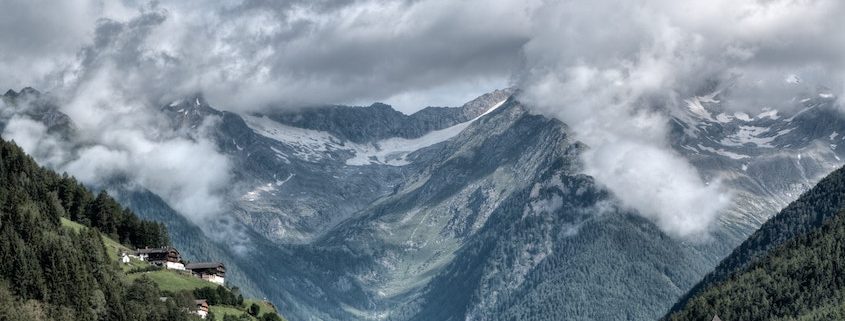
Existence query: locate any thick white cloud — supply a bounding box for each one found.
[518,0,844,237]
[0,0,138,91]
[1,83,232,233]
[1,0,844,238]
[0,0,535,112]
[1,0,842,111]
[62,136,231,224]
[2,116,70,167]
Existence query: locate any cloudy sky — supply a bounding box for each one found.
[0,0,535,113]
[1,0,843,237]
[1,0,842,112]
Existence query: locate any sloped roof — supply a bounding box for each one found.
[186,262,225,270]
[712,315,722,321]
[136,247,178,254]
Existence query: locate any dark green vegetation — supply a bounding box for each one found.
[0,137,287,321]
[0,137,190,320]
[666,166,845,320]
[195,286,286,321]
[113,187,268,300]
[194,286,243,306]
[4,149,170,249]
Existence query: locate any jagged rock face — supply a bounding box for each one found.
[183,89,845,321]
[1,88,75,137]
[161,95,223,130]
[669,92,845,238]
[219,98,592,320]
[3,87,845,321]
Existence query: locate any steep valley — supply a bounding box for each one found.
[3,87,845,320]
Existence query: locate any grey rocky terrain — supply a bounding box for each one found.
[3,87,844,320]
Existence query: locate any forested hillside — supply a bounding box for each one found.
[0,136,191,320]
[666,208,845,320]
[665,165,845,320]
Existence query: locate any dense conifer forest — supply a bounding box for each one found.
[0,136,191,320]
[666,165,845,320]
[0,136,289,321]
[667,209,845,320]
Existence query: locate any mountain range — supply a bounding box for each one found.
[2,86,844,320]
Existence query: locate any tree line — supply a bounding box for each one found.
[666,164,845,320]
[0,137,191,320]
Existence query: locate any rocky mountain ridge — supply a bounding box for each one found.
[2,87,844,320]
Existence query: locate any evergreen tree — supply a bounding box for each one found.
[0,137,194,320]
[667,164,845,320]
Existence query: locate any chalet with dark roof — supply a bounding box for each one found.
[135,247,185,270]
[194,299,209,319]
[186,262,226,285]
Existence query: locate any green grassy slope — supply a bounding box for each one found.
[61,218,286,320]
[209,303,285,321]
[61,218,148,271]
[126,270,216,292]
[0,137,194,320]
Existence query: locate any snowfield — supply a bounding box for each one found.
[243,99,508,166]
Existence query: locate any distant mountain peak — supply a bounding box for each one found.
[368,102,394,110]
[19,87,41,96]
[253,88,514,144]
[0,87,74,136]
[161,93,223,129]
[457,87,515,119]
[3,87,43,99]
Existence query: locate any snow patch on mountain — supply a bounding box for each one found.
[244,99,508,166]
[243,115,342,162]
[345,122,470,166]
[756,109,779,120]
[346,99,508,166]
[346,100,505,166]
[685,96,714,121]
[241,174,293,202]
[734,112,752,122]
[720,126,793,148]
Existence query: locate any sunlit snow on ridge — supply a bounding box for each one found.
[243,99,508,166]
[346,99,507,166]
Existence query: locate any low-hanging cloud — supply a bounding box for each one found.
[1,0,844,239]
[1,87,233,230]
[0,0,536,244]
[0,6,236,239]
[518,0,844,237]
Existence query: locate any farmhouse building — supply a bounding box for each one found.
[186,262,226,285]
[136,247,185,270]
[194,299,209,319]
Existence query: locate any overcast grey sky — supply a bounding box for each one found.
[0,0,535,113]
[1,0,844,238]
[1,0,842,112]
